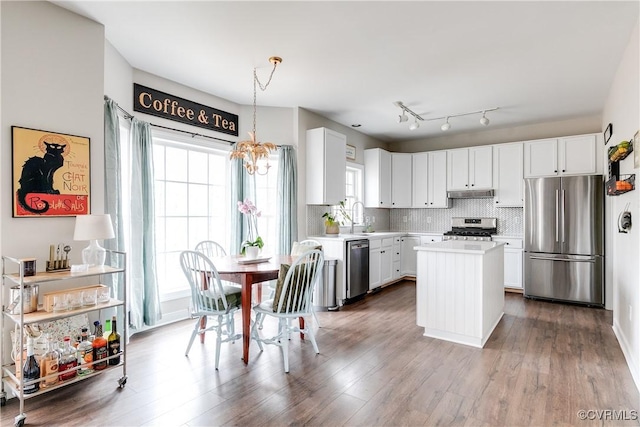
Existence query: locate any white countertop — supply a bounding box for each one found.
[415,240,505,254]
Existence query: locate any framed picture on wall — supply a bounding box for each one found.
[12,126,91,217]
[346,144,356,161]
[604,123,613,144]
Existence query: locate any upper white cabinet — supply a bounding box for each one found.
[412,151,450,208]
[306,127,346,205]
[391,153,412,208]
[524,134,598,178]
[447,146,493,191]
[493,143,524,207]
[364,148,392,208]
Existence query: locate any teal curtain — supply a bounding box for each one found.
[103,96,125,300]
[229,152,255,254]
[129,118,162,328]
[277,145,297,254]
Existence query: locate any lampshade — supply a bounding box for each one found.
[74,214,115,241]
[73,214,115,267]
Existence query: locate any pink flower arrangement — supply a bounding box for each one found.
[237,199,264,253]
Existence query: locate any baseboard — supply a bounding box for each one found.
[612,320,640,392]
[505,287,524,294]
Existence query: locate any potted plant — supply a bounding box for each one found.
[322,212,340,235]
[238,199,264,258]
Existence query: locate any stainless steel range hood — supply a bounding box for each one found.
[447,189,495,199]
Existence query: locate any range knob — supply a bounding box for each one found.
[463,236,468,241]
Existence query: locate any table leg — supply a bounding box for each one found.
[241,274,253,364]
[299,316,305,340]
[200,316,207,343]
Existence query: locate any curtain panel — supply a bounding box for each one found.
[277,145,297,254]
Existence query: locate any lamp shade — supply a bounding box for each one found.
[73,214,115,241]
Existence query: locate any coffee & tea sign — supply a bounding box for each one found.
[133,84,238,136]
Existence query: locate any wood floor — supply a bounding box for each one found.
[2,281,638,426]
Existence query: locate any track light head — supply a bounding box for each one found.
[441,117,451,131]
[409,119,420,131]
[480,111,490,126]
[398,113,408,123]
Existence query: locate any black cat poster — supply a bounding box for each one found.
[12,126,90,217]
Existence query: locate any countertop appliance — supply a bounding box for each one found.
[443,217,497,241]
[524,175,604,306]
[346,239,369,301]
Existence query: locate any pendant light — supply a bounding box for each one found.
[230,56,282,175]
[441,117,451,131]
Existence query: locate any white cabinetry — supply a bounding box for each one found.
[492,237,523,289]
[493,143,524,207]
[524,134,598,178]
[369,237,393,290]
[412,151,450,208]
[447,146,493,191]
[400,236,420,276]
[392,237,402,279]
[391,154,412,208]
[420,234,444,245]
[364,148,392,208]
[306,127,346,205]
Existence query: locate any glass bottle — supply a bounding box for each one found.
[107,316,121,365]
[58,336,78,381]
[22,336,40,394]
[39,335,59,388]
[77,328,93,376]
[103,319,111,339]
[92,324,108,371]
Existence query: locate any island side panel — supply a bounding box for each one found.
[481,245,505,345]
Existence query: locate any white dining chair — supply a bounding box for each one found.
[194,240,227,258]
[180,250,241,370]
[251,249,324,373]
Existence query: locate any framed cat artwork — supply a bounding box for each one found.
[12,126,91,217]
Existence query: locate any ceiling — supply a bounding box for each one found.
[52,1,638,143]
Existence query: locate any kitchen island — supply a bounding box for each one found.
[415,240,505,348]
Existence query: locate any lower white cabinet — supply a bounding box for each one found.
[369,237,394,290]
[400,236,420,276]
[392,237,402,279]
[492,237,523,289]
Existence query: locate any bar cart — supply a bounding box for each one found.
[1,251,127,427]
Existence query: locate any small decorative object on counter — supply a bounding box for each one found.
[40,334,60,388]
[108,316,121,365]
[22,336,40,394]
[58,336,77,381]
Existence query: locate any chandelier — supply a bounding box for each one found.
[230,56,282,175]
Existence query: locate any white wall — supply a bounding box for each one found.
[1,1,104,264]
[602,20,640,390]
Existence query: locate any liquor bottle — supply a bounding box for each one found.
[103,319,111,339]
[92,324,108,371]
[39,335,59,388]
[58,336,78,381]
[22,336,40,394]
[77,328,93,376]
[107,316,121,365]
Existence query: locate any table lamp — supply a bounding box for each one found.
[73,214,115,267]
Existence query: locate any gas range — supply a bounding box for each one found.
[442,217,497,242]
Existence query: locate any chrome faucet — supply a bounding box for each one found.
[350,201,365,234]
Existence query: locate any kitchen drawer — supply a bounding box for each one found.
[369,238,382,249]
[382,237,394,247]
[394,237,401,244]
[493,237,523,249]
[420,235,443,245]
[393,245,401,261]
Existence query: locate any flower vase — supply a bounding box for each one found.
[325,223,340,235]
[245,246,260,259]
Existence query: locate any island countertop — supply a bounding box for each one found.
[414,240,505,254]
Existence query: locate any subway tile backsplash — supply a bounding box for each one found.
[306,200,523,237]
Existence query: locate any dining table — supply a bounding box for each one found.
[209,254,295,364]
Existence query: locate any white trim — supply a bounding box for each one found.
[612,321,640,392]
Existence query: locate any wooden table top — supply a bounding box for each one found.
[209,254,294,274]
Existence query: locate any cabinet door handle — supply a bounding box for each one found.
[562,169,566,172]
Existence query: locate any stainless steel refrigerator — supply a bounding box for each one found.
[524,175,604,306]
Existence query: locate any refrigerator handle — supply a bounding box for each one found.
[529,255,596,263]
[555,189,559,242]
[561,189,566,243]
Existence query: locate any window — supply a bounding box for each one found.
[344,163,364,223]
[253,155,279,255]
[152,132,231,299]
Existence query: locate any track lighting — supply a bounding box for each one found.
[480,111,490,126]
[394,102,499,132]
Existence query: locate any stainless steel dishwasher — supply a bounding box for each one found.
[346,239,369,301]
